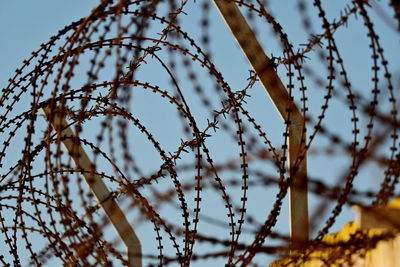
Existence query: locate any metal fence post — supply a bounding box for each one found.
[213,0,309,248]
[42,106,142,266]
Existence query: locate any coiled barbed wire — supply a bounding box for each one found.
[1,0,400,266]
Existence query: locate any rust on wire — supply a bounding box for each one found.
[0,0,399,266]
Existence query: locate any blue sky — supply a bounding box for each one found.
[1,1,400,266]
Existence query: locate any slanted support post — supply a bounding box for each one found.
[213,0,309,249]
[42,106,142,267]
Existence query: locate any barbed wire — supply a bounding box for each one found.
[1,0,399,266]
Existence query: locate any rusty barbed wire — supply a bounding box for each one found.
[1,0,400,266]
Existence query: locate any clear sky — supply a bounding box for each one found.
[1,1,399,266]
